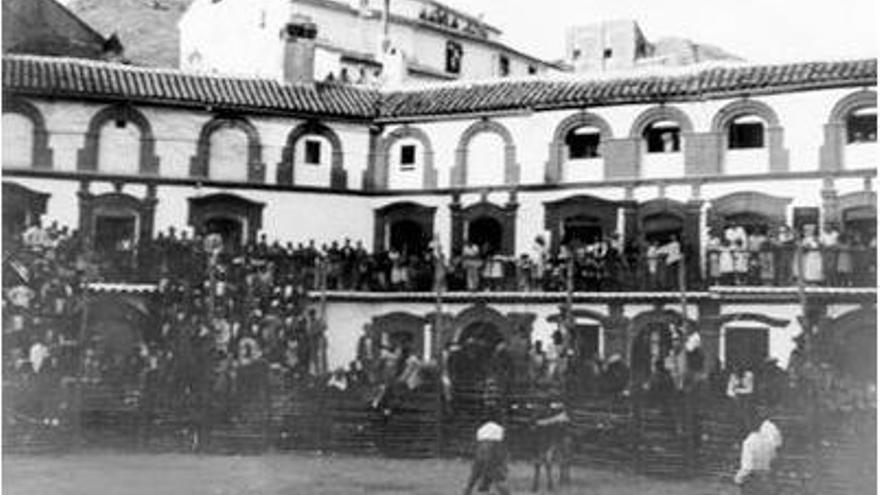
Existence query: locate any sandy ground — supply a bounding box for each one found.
[3,451,738,495]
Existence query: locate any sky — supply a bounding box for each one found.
[443,0,880,63]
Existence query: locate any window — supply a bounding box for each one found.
[847,107,877,143]
[603,48,613,59]
[565,126,601,159]
[643,120,681,153]
[572,48,581,60]
[304,139,322,165]
[400,144,416,171]
[528,65,537,75]
[498,55,510,77]
[728,115,765,149]
[446,40,463,74]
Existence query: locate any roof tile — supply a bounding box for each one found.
[3,55,875,120]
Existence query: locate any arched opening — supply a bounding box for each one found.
[642,213,683,244]
[846,107,877,143]
[722,211,772,236]
[643,120,681,153]
[204,216,244,254]
[209,126,250,182]
[467,216,503,255]
[727,115,765,149]
[449,320,505,390]
[188,193,265,247]
[389,219,426,255]
[630,321,675,389]
[566,125,601,159]
[97,119,141,175]
[561,214,602,247]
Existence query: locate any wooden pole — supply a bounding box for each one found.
[74,282,90,446]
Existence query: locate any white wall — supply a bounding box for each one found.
[2,113,33,168]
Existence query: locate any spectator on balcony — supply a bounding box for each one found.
[663,235,682,290]
[462,242,482,291]
[836,233,854,287]
[732,238,750,286]
[532,236,548,290]
[820,224,840,285]
[800,224,824,284]
[773,225,795,286]
[22,220,51,251]
[706,235,722,285]
[646,241,661,290]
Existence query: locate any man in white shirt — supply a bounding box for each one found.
[734,414,781,494]
[463,419,510,495]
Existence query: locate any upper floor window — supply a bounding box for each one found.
[728,115,765,149]
[498,55,510,77]
[528,65,537,75]
[446,41,463,74]
[643,120,681,153]
[847,107,877,143]
[400,144,416,171]
[566,126,601,159]
[304,139,322,165]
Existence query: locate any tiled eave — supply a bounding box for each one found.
[3,54,876,122]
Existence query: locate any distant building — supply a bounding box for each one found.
[566,19,742,74]
[178,0,559,84]
[2,0,122,60]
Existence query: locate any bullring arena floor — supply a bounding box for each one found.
[4,452,735,495]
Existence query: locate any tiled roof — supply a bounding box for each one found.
[3,54,876,121]
[379,59,878,119]
[2,54,379,119]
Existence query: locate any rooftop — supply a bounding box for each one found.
[3,54,876,121]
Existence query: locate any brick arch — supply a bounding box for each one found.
[2,97,53,169]
[375,125,436,189]
[77,104,159,174]
[629,105,694,137]
[189,115,265,183]
[628,308,698,380]
[450,303,514,348]
[276,120,347,189]
[710,98,789,172]
[452,119,519,187]
[711,98,781,131]
[820,90,877,171]
[545,111,614,183]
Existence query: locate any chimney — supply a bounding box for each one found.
[281,13,318,84]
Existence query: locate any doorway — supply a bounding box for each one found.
[205,216,244,254]
[94,215,137,254]
[389,219,426,255]
[562,215,602,247]
[467,216,503,255]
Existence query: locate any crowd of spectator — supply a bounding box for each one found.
[706,223,876,287]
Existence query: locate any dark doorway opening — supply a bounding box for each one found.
[389,219,426,255]
[3,207,27,248]
[468,216,503,255]
[630,321,674,386]
[562,215,602,247]
[94,215,136,254]
[844,207,876,242]
[205,216,244,254]
[724,326,769,371]
[643,213,683,244]
[723,212,771,236]
[450,321,504,390]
